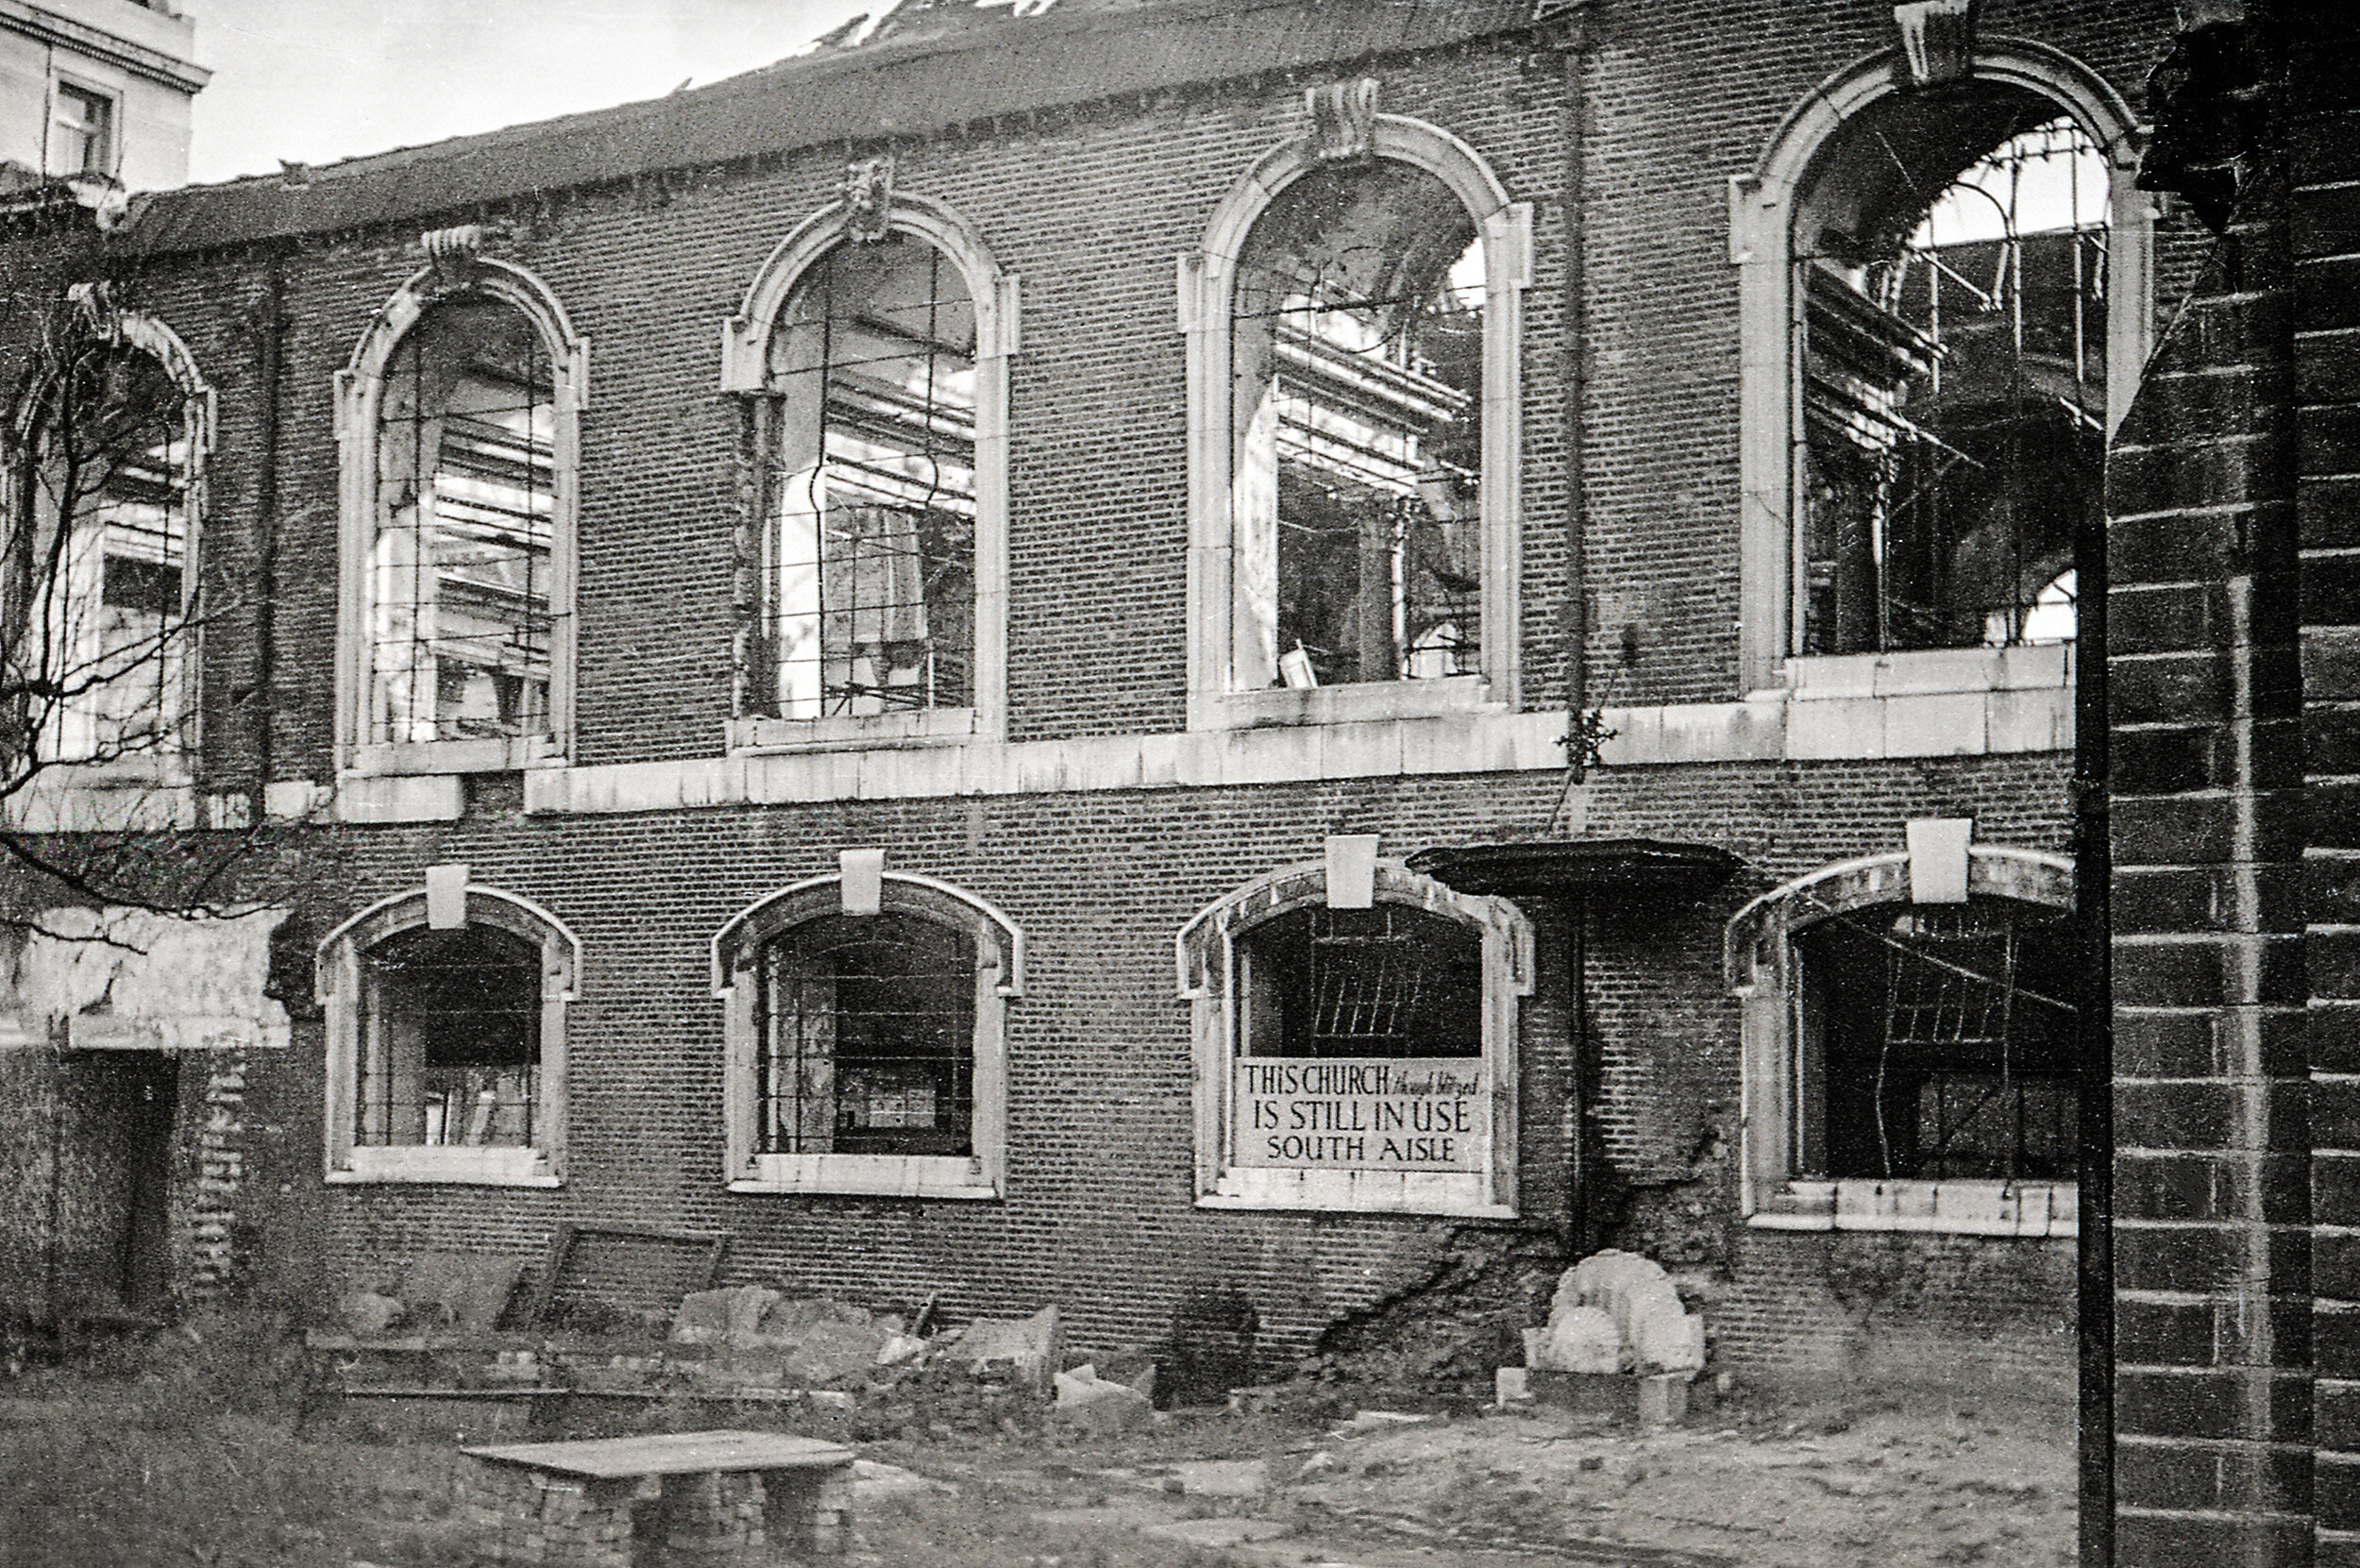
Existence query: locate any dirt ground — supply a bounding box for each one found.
[0,1324,2075,1567]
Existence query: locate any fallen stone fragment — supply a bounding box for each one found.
[952,1306,1061,1392]
[1526,1305,1621,1374]
[336,1291,405,1336]
[1559,1249,1707,1373]
[1054,1363,1154,1431]
[671,1285,782,1345]
[784,1316,891,1386]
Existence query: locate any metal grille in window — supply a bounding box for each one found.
[1239,904,1482,1059]
[756,912,974,1156]
[762,235,976,720]
[32,346,193,757]
[357,924,541,1148]
[371,298,554,745]
[1799,114,2104,655]
[1804,899,2077,1181]
[1231,161,1484,688]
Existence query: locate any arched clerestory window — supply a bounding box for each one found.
[336,238,586,778]
[1182,84,1531,729]
[1731,43,2149,695]
[9,297,211,771]
[721,177,1016,750]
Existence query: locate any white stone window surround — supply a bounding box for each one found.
[712,870,1020,1201]
[332,256,589,781]
[1179,111,1533,731]
[1177,859,1531,1218]
[1723,842,2078,1239]
[318,881,580,1188]
[718,192,1018,754]
[1728,40,2151,700]
[22,304,214,792]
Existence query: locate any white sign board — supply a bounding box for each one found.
[1234,1056,1483,1172]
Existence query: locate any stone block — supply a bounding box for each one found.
[1524,1369,1694,1425]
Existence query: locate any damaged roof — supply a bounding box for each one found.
[116,0,1542,259]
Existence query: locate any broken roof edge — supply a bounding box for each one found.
[111,0,1542,260]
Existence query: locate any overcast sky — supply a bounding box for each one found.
[185,0,879,185]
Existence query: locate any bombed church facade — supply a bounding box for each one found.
[0,0,2190,1391]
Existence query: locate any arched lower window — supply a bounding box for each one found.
[337,249,584,777]
[1178,855,1530,1217]
[1727,837,2078,1236]
[716,868,1019,1198]
[319,874,577,1185]
[13,306,208,767]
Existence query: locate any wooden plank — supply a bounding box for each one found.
[463,1428,854,1478]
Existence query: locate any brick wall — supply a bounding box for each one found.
[2295,1,2360,1559]
[0,2,2158,1380]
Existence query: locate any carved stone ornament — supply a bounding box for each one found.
[420,224,484,284]
[840,156,895,244]
[1893,0,1975,89]
[1306,77,1380,163]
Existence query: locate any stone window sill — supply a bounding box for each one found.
[348,734,563,777]
[1783,643,2072,700]
[732,1153,999,1200]
[329,1145,559,1187]
[1194,675,1500,732]
[728,709,977,753]
[1200,1167,1513,1219]
[1747,1178,2076,1237]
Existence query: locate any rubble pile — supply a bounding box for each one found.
[312,1265,1164,1434]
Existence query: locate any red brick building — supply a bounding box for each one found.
[0,0,2202,1427]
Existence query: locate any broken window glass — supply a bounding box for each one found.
[1795,897,2078,1181]
[24,343,194,761]
[1237,904,1482,1059]
[1231,161,1484,689]
[759,234,976,720]
[356,924,541,1149]
[1798,110,2105,655]
[370,297,555,746]
[757,911,975,1157]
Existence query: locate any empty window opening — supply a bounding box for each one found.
[1230,161,1484,689]
[760,235,976,720]
[370,298,555,746]
[1798,110,2106,656]
[23,344,194,760]
[355,924,541,1149]
[52,83,111,177]
[1239,904,1482,1059]
[757,911,976,1156]
[1795,897,2077,1181]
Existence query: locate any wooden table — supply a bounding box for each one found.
[459,1429,856,1566]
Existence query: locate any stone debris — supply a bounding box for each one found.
[335,1291,405,1336]
[1526,1305,1621,1374]
[401,1253,525,1334]
[947,1305,1062,1393]
[1550,1250,1707,1374]
[1054,1363,1154,1431]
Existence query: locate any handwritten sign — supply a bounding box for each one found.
[1234,1057,1482,1172]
